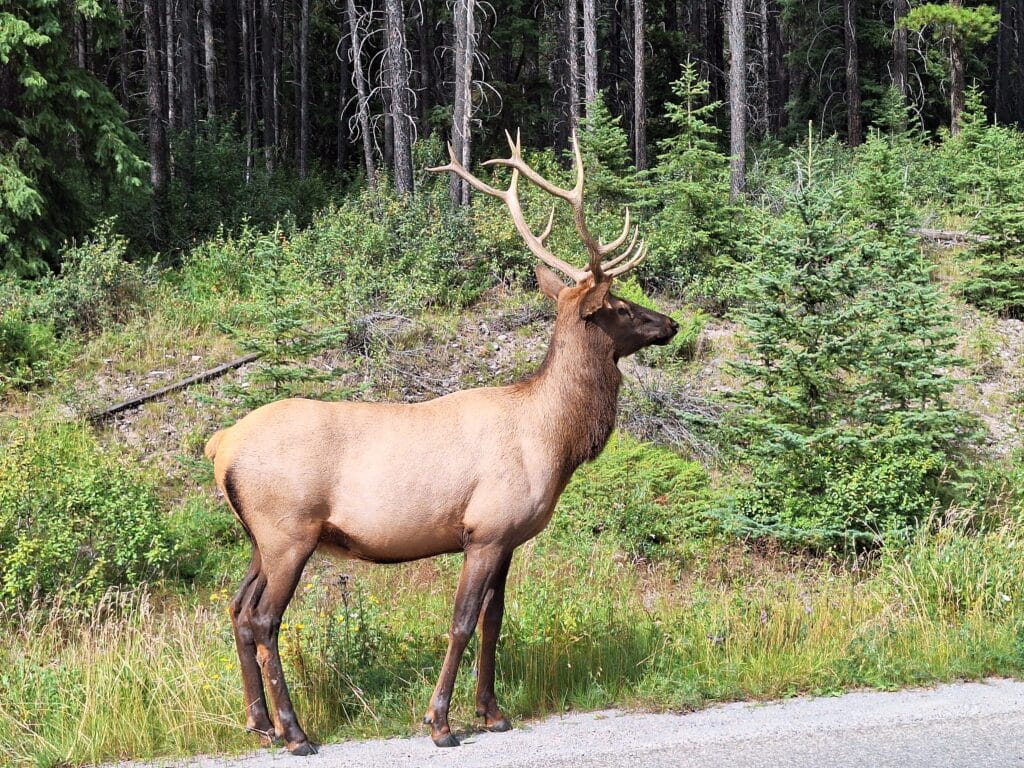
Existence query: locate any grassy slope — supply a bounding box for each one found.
[1,243,1023,766]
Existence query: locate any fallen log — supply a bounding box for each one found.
[911,227,990,244]
[88,352,260,424]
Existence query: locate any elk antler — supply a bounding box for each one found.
[428,130,646,283]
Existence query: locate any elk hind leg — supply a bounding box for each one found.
[251,540,318,756]
[230,547,276,745]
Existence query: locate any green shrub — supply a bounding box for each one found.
[44,223,150,334]
[0,418,173,607]
[0,309,57,392]
[724,422,947,547]
[166,493,246,584]
[552,432,711,559]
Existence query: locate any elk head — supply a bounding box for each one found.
[429,131,678,361]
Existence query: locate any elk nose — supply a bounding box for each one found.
[669,319,679,333]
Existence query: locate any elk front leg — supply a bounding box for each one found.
[475,552,513,732]
[424,545,509,747]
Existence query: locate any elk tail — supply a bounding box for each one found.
[204,429,226,461]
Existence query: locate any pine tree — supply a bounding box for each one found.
[727,139,975,548]
[0,1,146,274]
[644,63,742,299]
[960,181,1024,318]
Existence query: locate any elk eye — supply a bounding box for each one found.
[617,306,631,316]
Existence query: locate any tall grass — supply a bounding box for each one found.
[2,524,1023,767]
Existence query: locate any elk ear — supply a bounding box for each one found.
[578,280,611,318]
[535,265,567,301]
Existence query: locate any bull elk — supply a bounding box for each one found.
[204,131,678,755]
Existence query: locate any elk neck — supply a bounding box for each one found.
[517,310,622,474]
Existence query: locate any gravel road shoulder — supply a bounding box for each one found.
[128,678,1024,768]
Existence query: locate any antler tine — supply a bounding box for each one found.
[599,225,641,271]
[603,240,647,278]
[429,142,588,282]
[538,206,556,245]
[597,208,631,257]
[427,143,509,201]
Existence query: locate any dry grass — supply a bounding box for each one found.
[2,526,1022,767]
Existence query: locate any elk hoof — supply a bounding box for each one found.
[432,732,461,748]
[487,718,512,733]
[288,740,318,756]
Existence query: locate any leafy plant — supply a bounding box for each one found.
[0,417,173,607]
[552,432,711,559]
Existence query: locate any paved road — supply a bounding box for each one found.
[164,679,1024,767]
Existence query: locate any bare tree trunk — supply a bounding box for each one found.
[242,0,256,179]
[273,0,282,151]
[118,0,131,108]
[384,0,414,194]
[451,0,475,205]
[995,0,1015,124]
[727,0,746,199]
[758,0,770,136]
[299,0,310,178]
[949,38,964,135]
[843,0,861,146]
[949,0,964,135]
[180,0,197,129]
[143,0,170,242]
[632,0,646,169]
[165,0,176,129]
[336,23,351,170]
[892,0,909,97]
[567,0,581,134]
[225,0,242,115]
[261,0,275,169]
[346,0,377,186]
[582,0,598,120]
[768,0,787,134]
[202,0,217,119]
[74,13,87,69]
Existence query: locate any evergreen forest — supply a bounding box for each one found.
[3,0,1024,764]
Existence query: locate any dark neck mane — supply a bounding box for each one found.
[517,312,622,475]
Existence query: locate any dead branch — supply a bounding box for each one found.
[88,353,260,424]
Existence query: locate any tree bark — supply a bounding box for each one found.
[843,0,861,146]
[299,0,310,178]
[180,0,197,129]
[758,0,770,136]
[143,0,170,241]
[346,0,377,187]
[632,0,646,168]
[994,0,1016,124]
[117,0,131,108]
[892,0,909,97]
[384,0,414,194]
[336,19,351,171]
[727,0,746,198]
[165,0,176,129]
[582,0,598,120]
[202,0,217,119]
[567,0,581,134]
[949,0,964,136]
[225,0,242,115]
[451,0,475,204]
[261,0,276,169]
